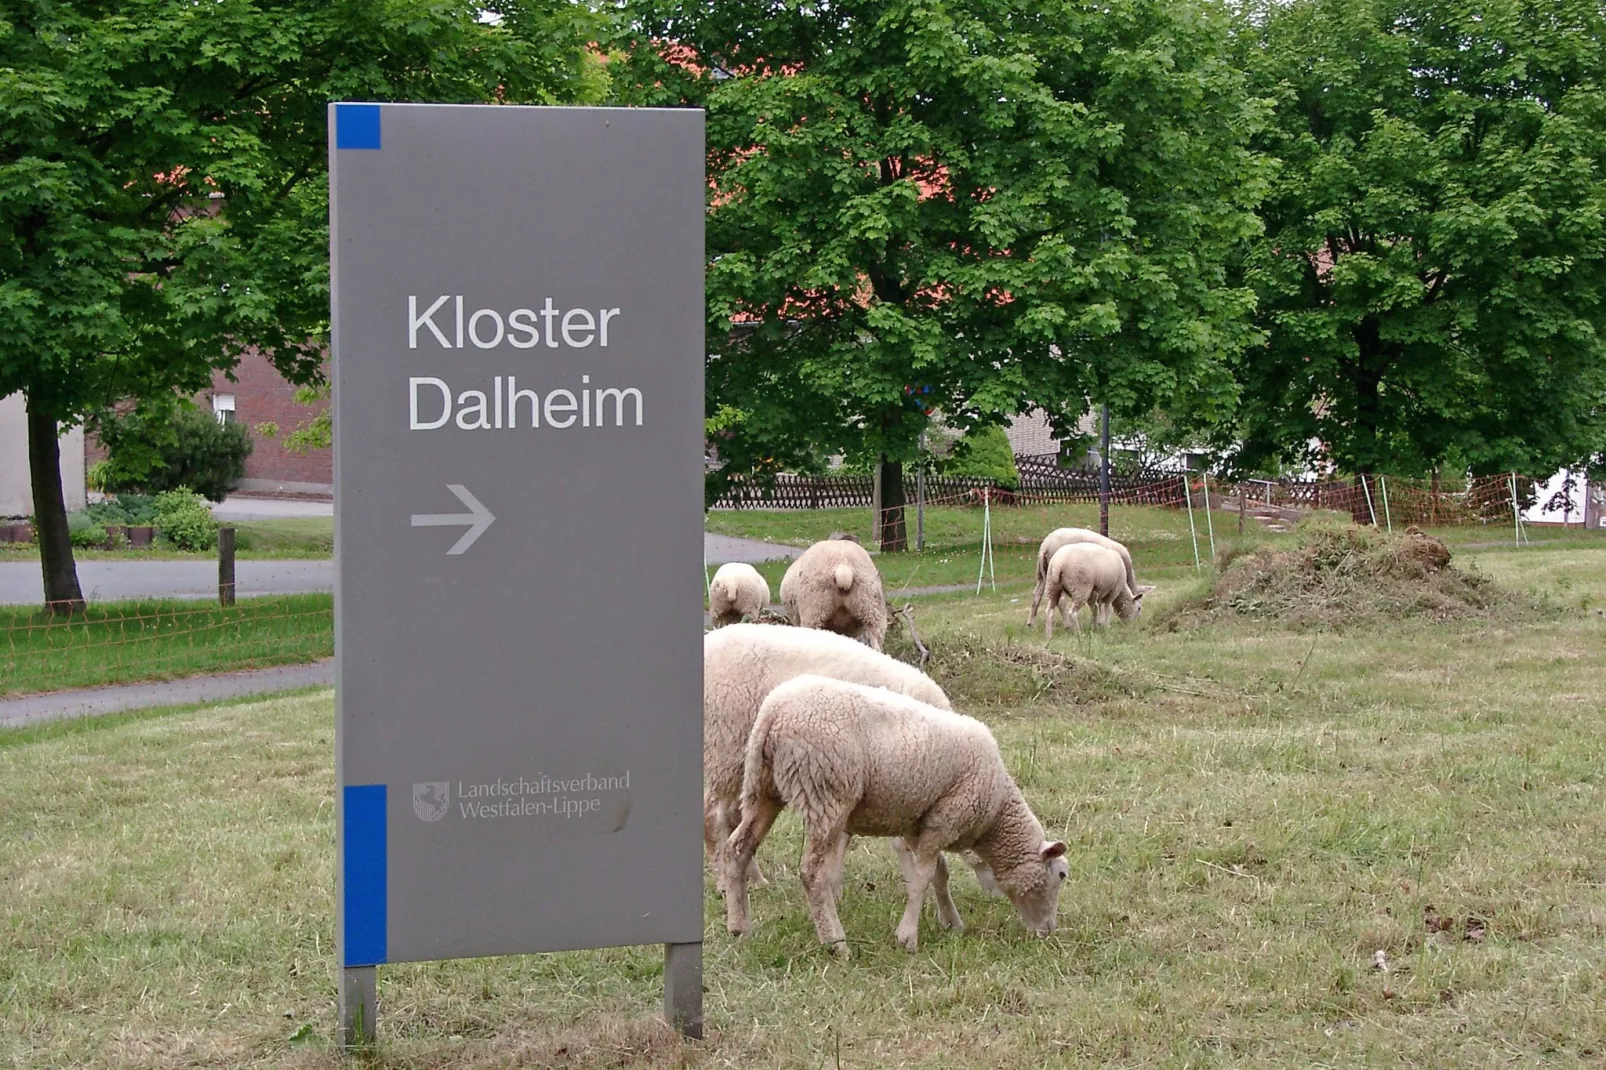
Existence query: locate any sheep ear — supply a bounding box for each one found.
[1040,841,1068,860]
[1137,584,1157,596]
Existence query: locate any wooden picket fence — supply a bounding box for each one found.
[710,458,1546,529]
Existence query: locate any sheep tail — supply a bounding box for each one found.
[832,562,855,593]
[740,699,782,817]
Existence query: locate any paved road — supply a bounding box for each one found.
[211,496,332,522]
[0,660,334,729]
[0,559,335,605]
[0,533,801,605]
[704,533,803,564]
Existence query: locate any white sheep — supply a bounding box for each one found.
[707,562,772,626]
[1041,542,1153,638]
[703,623,953,895]
[1026,527,1144,626]
[779,535,889,650]
[724,675,1069,956]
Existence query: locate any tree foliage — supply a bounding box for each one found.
[0,0,603,605]
[98,406,253,502]
[940,424,1019,488]
[617,0,1268,541]
[1232,0,1606,478]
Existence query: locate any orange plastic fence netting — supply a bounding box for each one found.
[1,594,334,699]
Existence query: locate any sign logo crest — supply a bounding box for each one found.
[413,781,450,822]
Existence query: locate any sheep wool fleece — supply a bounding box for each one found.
[726,675,1068,954]
[1027,527,1141,625]
[1042,542,1141,637]
[702,624,950,886]
[779,538,889,650]
[708,562,771,626]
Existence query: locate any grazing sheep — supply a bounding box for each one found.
[1041,542,1153,638]
[708,562,771,626]
[1026,527,1143,626]
[724,675,1069,956]
[703,623,952,894]
[779,536,889,650]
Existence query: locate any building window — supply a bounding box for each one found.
[212,393,236,425]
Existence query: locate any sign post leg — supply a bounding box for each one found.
[339,966,377,1051]
[663,941,703,1040]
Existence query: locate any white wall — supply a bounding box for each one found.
[1523,469,1589,525]
[0,393,86,517]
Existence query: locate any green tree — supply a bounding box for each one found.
[0,0,602,610]
[1231,0,1606,479]
[618,0,1267,548]
[940,423,1019,489]
[98,405,254,501]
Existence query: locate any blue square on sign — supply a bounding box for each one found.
[336,104,382,150]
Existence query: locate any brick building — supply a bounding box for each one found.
[83,349,332,497]
[207,350,331,495]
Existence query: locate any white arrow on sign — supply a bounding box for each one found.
[411,484,496,555]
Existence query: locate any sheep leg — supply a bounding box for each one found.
[1043,579,1063,639]
[931,853,964,933]
[705,793,731,895]
[707,796,766,896]
[829,834,853,903]
[1026,577,1046,626]
[800,829,852,958]
[1070,591,1088,634]
[724,796,782,938]
[894,845,941,952]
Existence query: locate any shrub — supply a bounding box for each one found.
[153,488,220,552]
[83,494,159,528]
[101,407,253,502]
[941,425,1020,489]
[66,511,109,549]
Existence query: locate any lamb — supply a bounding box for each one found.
[707,562,771,626]
[779,535,889,650]
[1040,542,1153,638]
[703,623,952,894]
[1026,527,1143,626]
[724,675,1069,956]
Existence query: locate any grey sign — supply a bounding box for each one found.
[330,104,705,980]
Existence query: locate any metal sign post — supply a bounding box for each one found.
[329,102,706,1048]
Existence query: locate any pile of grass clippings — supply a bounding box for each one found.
[1178,521,1518,628]
[887,629,1133,711]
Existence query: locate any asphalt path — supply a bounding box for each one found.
[0,533,801,606]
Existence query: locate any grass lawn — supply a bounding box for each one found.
[707,502,1284,594]
[0,517,334,562]
[4,541,1606,1067]
[0,594,333,697]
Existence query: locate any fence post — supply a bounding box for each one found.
[1238,482,1246,535]
[1360,476,1379,527]
[975,491,996,595]
[871,462,883,544]
[218,526,236,607]
[1509,472,1524,547]
[1200,471,1216,563]
[916,432,926,552]
[1182,475,1202,571]
[1379,475,1393,533]
[1099,402,1111,537]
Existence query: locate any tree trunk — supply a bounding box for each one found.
[878,456,907,552]
[26,396,85,613]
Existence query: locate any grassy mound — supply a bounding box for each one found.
[1181,522,1516,628]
